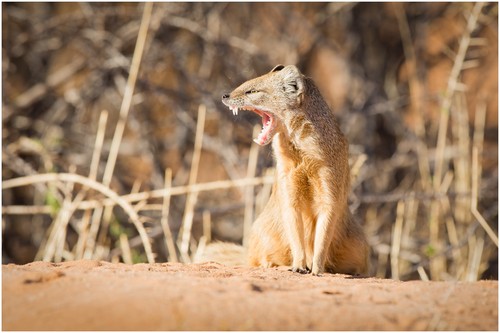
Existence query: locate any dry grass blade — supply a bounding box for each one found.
[83,208,104,260]
[119,234,133,264]
[89,111,109,182]
[83,175,275,210]
[390,200,405,280]
[2,176,276,214]
[417,266,430,281]
[202,210,212,244]
[75,110,108,260]
[2,206,52,214]
[2,173,155,263]
[466,234,485,281]
[193,210,213,263]
[393,3,431,190]
[160,168,178,262]
[42,197,73,262]
[102,2,153,186]
[179,104,206,262]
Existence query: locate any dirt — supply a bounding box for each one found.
[2,260,497,331]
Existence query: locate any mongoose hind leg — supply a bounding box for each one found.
[248,191,292,268]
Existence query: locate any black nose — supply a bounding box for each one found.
[222,93,230,100]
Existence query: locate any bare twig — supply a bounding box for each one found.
[470,103,498,247]
[417,266,430,281]
[119,233,133,264]
[466,233,485,282]
[471,151,498,247]
[433,2,485,190]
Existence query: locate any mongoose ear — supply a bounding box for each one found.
[270,64,285,72]
[282,65,304,97]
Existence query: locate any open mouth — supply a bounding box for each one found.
[229,106,276,146]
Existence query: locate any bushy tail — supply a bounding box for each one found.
[193,241,247,266]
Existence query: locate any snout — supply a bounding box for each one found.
[222,93,230,106]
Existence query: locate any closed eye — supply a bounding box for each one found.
[245,90,259,95]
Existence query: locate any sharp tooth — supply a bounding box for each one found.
[235,108,239,115]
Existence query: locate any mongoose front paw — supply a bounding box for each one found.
[289,266,311,274]
[311,266,323,276]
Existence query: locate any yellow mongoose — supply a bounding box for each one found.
[203,65,369,275]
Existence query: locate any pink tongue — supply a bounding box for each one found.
[254,130,268,145]
[254,114,270,145]
[261,113,269,125]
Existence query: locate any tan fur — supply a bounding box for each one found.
[207,65,369,275]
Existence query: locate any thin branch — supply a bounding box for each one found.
[471,103,498,247]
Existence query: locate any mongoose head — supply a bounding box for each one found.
[222,65,304,145]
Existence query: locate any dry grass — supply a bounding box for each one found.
[2,3,497,281]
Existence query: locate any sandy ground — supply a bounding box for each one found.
[2,260,498,331]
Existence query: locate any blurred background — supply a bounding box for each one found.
[2,2,497,281]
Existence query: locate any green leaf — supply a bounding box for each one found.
[45,188,61,216]
[425,244,436,257]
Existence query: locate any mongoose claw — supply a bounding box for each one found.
[289,266,311,274]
